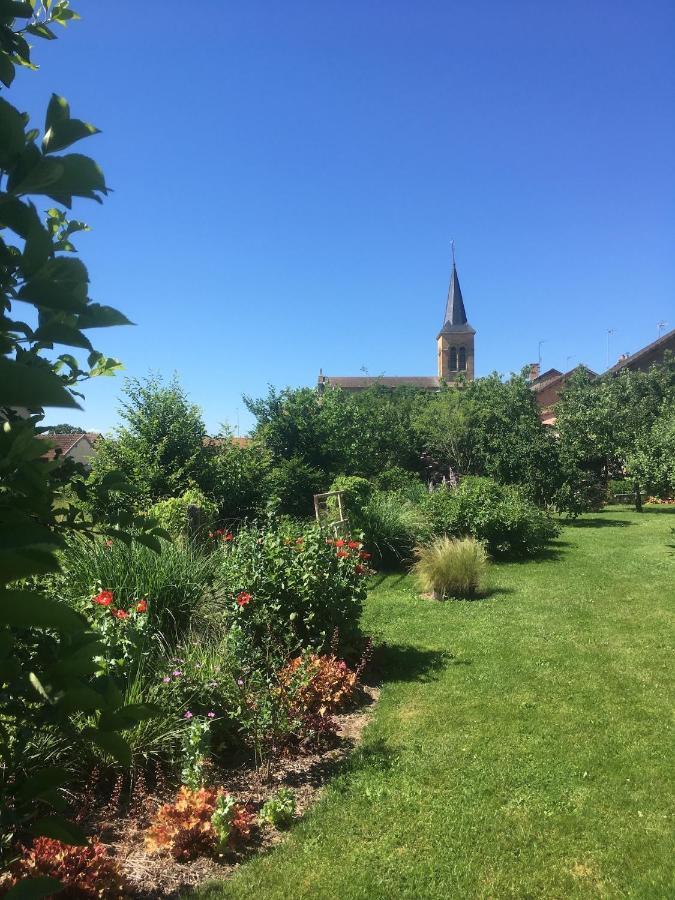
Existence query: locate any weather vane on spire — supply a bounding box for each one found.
[451,239,456,267]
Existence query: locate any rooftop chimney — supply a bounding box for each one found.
[528,362,540,381]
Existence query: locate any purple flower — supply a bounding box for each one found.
[172,670,182,678]
[207,711,215,718]
[162,676,171,684]
[237,678,244,687]
[184,710,193,720]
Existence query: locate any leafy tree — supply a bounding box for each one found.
[89,374,210,509]
[206,431,272,521]
[627,406,675,499]
[44,423,82,434]
[555,354,675,509]
[414,373,561,505]
[0,3,162,871]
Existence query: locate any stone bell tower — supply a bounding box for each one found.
[437,255,476,382]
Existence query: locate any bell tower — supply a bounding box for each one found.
[437,249,476,382]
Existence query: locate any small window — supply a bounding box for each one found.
[449,347,457,371]
[459,347,466,370]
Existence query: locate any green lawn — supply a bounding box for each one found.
[199,508,675,899]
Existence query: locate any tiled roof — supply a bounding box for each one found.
[40,432,99,460]
[203,436,252,448]
[605,327,675,374]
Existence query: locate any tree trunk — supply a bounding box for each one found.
[633,479,642,512]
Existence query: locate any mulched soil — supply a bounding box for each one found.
[88,686,379,899]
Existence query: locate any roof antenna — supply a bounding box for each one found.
[657,320,667,337]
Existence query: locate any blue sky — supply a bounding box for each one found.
[14,0,675,435]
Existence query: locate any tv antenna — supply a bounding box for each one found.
[537,339,548,368]
[606,328,616,367]
[657,320,668,337]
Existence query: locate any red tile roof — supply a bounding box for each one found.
[40,432,99,460]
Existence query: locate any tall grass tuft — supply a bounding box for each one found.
[359,491,431,569]
[413,536,488,599]
[55,535,222,645]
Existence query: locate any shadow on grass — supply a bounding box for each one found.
[498,539,570,564]
[567,517,632,528]
[368,643,456,686]
[642,506,675,515]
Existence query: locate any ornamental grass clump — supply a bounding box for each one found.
[413,536,488,600]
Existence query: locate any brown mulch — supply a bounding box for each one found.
[89,686,380,899]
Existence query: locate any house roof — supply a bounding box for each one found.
[321,375,440,391]
[531,364,596,393]
[605,327,675,375]
[40,432,99,460]
[438,264,475,336]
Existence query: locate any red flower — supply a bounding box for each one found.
[348,541,361,550]
[335,539,346,548]
[223,532,234,542]
[336,550,349,558]
[93,590,113,607]
[103,539,113,549]
[355,564,366,575]
[112,608,129,620]
[359,551,371,560]
[296,537,304,544]
[136,599,148,613]
[236,592,252,607]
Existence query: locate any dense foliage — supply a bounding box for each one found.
[0,3,164,872]
[422,477,559,556]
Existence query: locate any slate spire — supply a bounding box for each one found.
[439,258,475,336]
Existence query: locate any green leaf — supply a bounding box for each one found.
[88,729,132,767]
[26,22,57,40]
[45,93,69,132]
[46,153,108,204]
[22,221,53,275]
[4,877,64,900]
[98,470,132,492]
[55,686,105,714]
[0,53,15,88]
[99,703,159,731]
[133,532,162,553]
[0,1,34,17]
[18,257,89,311]
[0,196,42,239]
[0,523,62,551]
[0,96,26,167]
[16,767,70,803]
[77,303,133,329]
[34,321,93,350]
[7,148,65,195]
[0,547,61,582]
[32,815,88,846]
[0,590,86,631]
[43,118,100,153]
[0,357,80,408]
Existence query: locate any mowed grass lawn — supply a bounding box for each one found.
[199,508,675,899]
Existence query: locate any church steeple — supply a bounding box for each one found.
[437,248,476,382]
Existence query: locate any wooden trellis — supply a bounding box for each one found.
[313,490,348,533]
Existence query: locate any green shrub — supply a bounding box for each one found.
[218,520,366,657]
[148,488,218,540]
[422,477,559,556]
[373,467,427,502]
[53,535,221,648]
[265,456,328,518]
[413,536,488,599]
[260,788,296,829]
[359,491,430,569]
[328,475,374,528]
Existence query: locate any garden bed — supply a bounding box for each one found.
[81,686,379,898]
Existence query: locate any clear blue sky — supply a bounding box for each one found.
[14,0,675,435]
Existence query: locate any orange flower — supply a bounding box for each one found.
[236,592,252,607]
[136,599,148,613]
[336,550,349,558]
[223,532,234,542]
[355,564,366,575]
[93,590,113,607]
[359,551,371,560]
[335,539,346,548]
[112,608,129,620]
[348,541,361,550]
